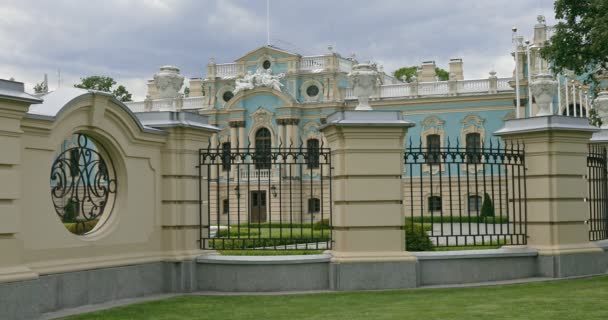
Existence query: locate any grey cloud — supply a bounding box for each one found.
[0,0,555,100]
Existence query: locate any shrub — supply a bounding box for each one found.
[481,192,495,217]
[313,219,330,230]
[62,199,78,223]
[405,223,433,251]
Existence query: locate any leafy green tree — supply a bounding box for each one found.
[394,66,418,82]
[541,0,608,82]
[481,192,495,218]
[33,81,48,94]
[393,66,450,82]
[75,76,133,102]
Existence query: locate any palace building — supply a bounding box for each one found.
[122,16,593,227]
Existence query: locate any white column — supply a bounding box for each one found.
[239,125,246,149]
[230,125,238,179]
[572,82,577,117]
[565,78,570,116]
[291,120,300,146]
[278,122,285,148]
[557,75,561,115]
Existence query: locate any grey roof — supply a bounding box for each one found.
[0,79,42,104]
[135,111,220,132]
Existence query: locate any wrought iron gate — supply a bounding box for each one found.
[198,142,332,250]
[587,144,608,241]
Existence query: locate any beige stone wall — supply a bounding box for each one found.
[0,93,214,283]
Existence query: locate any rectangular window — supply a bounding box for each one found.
[468,195,481,213]
[426,134,441,164]
[428,196,442,212]
[221,142,231,171]
[222,199,229,215]
[466,133,481,164]
[307,139,320,169]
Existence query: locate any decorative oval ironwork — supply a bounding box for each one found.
[50,134,117,235]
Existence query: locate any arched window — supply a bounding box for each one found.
[308,197,321,214]
[465,132,481,164]
[307,138,320,169]
[255,128,271,169]
[468,195,482,213]
[426,134,441,164]
[428,196,442,212]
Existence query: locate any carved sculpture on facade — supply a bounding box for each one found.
[153,65,184,99]
[234,68,285,94]
[348,63,379,110]
[530,73,557,116]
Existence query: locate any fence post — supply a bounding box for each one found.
[0,80,40,283]
[321,110,417,290]
[495,115,606,277]
[143,112,219,264]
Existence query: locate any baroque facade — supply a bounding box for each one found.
[124,16,593,222]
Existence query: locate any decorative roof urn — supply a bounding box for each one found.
[154,65,184,99]
[530,73,557,116]
[595,90,608,129]
[348,63,379,111]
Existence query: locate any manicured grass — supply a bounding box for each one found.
[64,276,608,320]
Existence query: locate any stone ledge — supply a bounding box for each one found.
[413,247,538,260]
[494,115,598,136]
[196,254,331,265]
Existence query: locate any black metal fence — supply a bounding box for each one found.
[587,144,608,241]
[198,142,332,250]
[404,139,527,247]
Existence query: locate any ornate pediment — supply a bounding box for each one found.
[250,107,274,127]
[421,116,445,130]
[235,46,299,63]
[461,114,485,129]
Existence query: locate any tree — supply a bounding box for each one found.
[74,76,133,102]
[393,66,450,82]
[33,81,48,94]
[541,0,608,83]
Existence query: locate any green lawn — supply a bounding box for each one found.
[64,276,608,320]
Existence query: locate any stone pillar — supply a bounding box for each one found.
[277,120,286,146]
[489,71,498,94]
[160,112,219,262]
[238,123,246,149]
[495,116,606,277]
[321,111,417,290]
[0,81,40,283]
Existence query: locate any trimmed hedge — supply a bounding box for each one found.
[405,223,433,251]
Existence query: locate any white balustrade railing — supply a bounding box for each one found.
[458,79,490,93]
[380,84,410,98]
[239,168,279,181]
[345,77,514,100]
[150,98,175,111]
[418,81,449,95]
[216,63,239,78]
[497,78,512,91]
[300,56,326,72]
[125,101,146,113]
[182,96,205,110]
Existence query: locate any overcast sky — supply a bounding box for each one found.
[1,0,556,100]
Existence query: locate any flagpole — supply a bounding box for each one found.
[266,0,270,46]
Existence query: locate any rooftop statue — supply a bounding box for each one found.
[234,68,285,94]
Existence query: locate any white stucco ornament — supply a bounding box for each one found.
[234,68,285,94]
[154,66,184,99]
[594,90,608,129]
[530,73,557,116]
[348,63,379,110]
